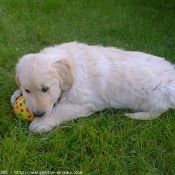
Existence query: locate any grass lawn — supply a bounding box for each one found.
[0,0,175,174]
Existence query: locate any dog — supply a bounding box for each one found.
[11,42,175,133]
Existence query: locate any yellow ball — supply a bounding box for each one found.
[14,95,35,122]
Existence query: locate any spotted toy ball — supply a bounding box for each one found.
[14,95,35,122]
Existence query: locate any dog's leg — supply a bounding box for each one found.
[10,89,22,106]
[125,111,165,120]
[29,103,96,133]
[29,117,56,133]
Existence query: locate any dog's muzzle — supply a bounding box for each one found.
[32,111,45,117]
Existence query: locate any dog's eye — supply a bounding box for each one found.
[25,89,30,93]
[42,87,49,93]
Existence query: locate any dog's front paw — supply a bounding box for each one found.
[11,89,22,106]
[29,117,53,134]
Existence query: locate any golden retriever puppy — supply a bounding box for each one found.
[11,42,175,133]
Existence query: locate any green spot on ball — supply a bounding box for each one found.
[18,113,23,119]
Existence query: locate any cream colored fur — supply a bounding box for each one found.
[11,42,175,133]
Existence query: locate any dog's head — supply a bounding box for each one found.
[15,53,74,117]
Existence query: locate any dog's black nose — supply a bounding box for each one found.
[32,111,45,117]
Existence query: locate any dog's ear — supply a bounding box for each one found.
[53,59,74,91]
